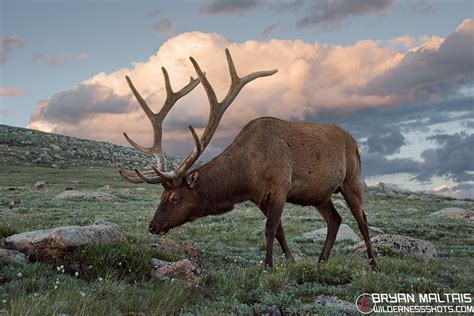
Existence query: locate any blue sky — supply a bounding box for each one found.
[1,0,473,197]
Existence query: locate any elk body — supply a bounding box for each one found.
[119,49,379,271]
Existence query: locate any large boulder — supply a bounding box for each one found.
[429,208,473,221]
[353,234,436,261]
[302,224,361,242]
[150,258,202,284]
[0,249,27,266]
[55,190,119,202]
[4,220,126,261]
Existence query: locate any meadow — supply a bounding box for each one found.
[0,125,473,315]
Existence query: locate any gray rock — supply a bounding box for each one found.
[55,190,119,202]
[332,199,348,210]
[150,258,202,284]
[0,249,27,265]
[303,224,361,242]
[4,221,126,261]
[369,226,385,234]
[353,234,436,261]
[314,295,356,314]
[429,208,473,221]
[33,181,46,190]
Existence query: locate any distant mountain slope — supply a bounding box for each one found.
[0,124,183,170]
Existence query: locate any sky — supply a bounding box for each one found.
[1,0,473,198]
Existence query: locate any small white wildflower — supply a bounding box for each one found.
[17,272,22,278]
[80,292,85,297]
[98,277,103,282]
[56,279,60,285]
[118,262,122,266]
[60,265,64,269]
[258,260,263,265]
[57,266,61,272]
[74,272,79,277]
[171,278,175,282]
[61,269,65,273]
[33,293,38,297]
[2,299,6,304]
[54,285,58,290]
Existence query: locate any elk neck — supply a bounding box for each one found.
[193,150,250,216]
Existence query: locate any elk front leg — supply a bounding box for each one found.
[263,193,286,267]
[258,208,294,261]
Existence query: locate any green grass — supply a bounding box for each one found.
[1,163,473,314]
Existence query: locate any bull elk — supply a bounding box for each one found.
[118,49,379,271]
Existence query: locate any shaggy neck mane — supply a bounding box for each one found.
[194,148,249,215]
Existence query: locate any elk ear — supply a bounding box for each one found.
[186,171,199,189]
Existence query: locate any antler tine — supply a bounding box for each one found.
[119,68,200,183]
[165,48,278,179]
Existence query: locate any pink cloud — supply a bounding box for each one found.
[0,86,22,96]
[27,20,473,159]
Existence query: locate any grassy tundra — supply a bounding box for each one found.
[0,124,473,315]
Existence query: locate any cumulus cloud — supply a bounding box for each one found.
[0,86,22,97]
[0,35,24,63]
[33,53,69,67]
[366,19,474,100]
[297,0,395,30]
[270,0,305,12]
[200,0,264,15]
[361,152,420,178]
[28,20,473,163]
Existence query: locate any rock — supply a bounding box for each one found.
[150,258,201,284]
[50,144,62,151]
[55,190,119,202]
[353,234,436,261]
[429,208,473,221]
[4,221,126,261]
[332,199,348,210]
[314,295,356,314]
[369,226,385,234]
[150,239,202,265]
[302,224,361,242]
[100,185,111,190]
[33,181,46,190]
[0,249,27,265]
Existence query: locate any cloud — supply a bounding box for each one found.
[200,0,264,15]
[365,130,406,155]
[0,86,22,97]
[152,17,174,36]
[361,152,420,178]
[296,0,395,30]
[432,182,474,199]
[28,20,473,166]
[261,22,281,39]
[270,0,304,12]
[29,83,134,124]
[33,53,69,67]
[416,132,474,182]
[366,19,474,100]
[0,35,24,63]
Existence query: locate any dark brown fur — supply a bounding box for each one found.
[149,117,379,271]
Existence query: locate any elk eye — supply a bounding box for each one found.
[170,195,179,205]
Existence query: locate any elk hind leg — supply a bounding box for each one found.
[316,201,342,262]
[341,183,380,271]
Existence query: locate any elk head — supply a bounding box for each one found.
[117,49,277,235]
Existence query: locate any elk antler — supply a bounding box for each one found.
[119,48,277,184]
